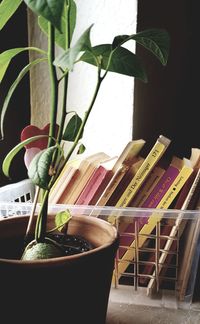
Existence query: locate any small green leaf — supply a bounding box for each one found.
[53,24,93,71]
[0,0,23,30]
[0,58,46,139]
[24,0,65,32]
[78,144,86,154]
[55,210,72,232]
[80,45,147,81]
[28,146,57,189]
[63,114,83,142]
[2,135,48,178]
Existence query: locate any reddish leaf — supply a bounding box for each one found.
[20,123,59,149]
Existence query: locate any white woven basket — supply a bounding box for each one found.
[0,179,35,217]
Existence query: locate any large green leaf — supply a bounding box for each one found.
[38,15,66,49]
[112,29,170,66]
[0,47,46,83]
[2,135,48,178]
[68,0,76,44]
[24,0,65,32]
[28,146,57,189]
[38,1,76,49]
[80,44,147,81]
[63,114,82,142]
[53,24,93,71]
[0,0,23,30]
[0,58,46,139]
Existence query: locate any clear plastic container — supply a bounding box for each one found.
[0,180,200,311]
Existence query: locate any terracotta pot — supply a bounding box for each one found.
[0,214,119,324]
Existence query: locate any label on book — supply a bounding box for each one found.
[141,165,180,208]
[115,135,171,208]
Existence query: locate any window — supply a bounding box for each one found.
[28,0,137,158]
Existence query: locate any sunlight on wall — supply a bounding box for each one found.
[68,0,137,158]
[29,1,138,159]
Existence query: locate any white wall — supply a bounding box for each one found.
[29,1,138,159]
[68,0,137,158]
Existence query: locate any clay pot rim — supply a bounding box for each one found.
[0,214,119,265]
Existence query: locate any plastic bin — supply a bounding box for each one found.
[0,179,35,203]
[0,181,200,311]
[0,179,35,217]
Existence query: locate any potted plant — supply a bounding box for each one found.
[0,0,170,322]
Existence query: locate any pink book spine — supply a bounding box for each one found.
[141,165,180,208]
[118,165,180,259]
[75,165,108,205]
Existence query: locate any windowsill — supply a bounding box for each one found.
[106,286,200,323]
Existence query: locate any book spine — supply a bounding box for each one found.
[96,165,129,207]
[115,135,171,208]
[130,165,165,207]
[108,135,171,225]
[116,163,193,282]
[113,140,146,171]
[75,166,110,205]
[145,165,194,294]
[49,166,78,204]
[118,166,167,260]
[141,165,180,208]
[107,158,144,206]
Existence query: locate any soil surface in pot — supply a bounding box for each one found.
[0,233,93,260]
[48,233,93,256]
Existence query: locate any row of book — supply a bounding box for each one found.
[49,134,200,301]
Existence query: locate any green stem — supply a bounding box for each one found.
[35,190,49,242]
[101,50,115,80]
[57,76,68,144]
[62,66,103,167]
[57,2,70,144]
[35,23,58,243]
[27,46,47,56]
[48,23,58,147]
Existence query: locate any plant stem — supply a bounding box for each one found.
[33,13,105,243]
[62,66,103,167]
[48,23,58,148]
[34,23,59,242]
[57,0,71,144]
[35,190,49,242]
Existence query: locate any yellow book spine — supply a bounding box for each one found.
[116,136,170,208]
[114,162,193,282]
[108,135,171,224]
[148,169,200,295]
[131,165,165,207]
[113,139,146,171]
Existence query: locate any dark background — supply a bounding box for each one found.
[133,0,199,161]
[0,3,30,186]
